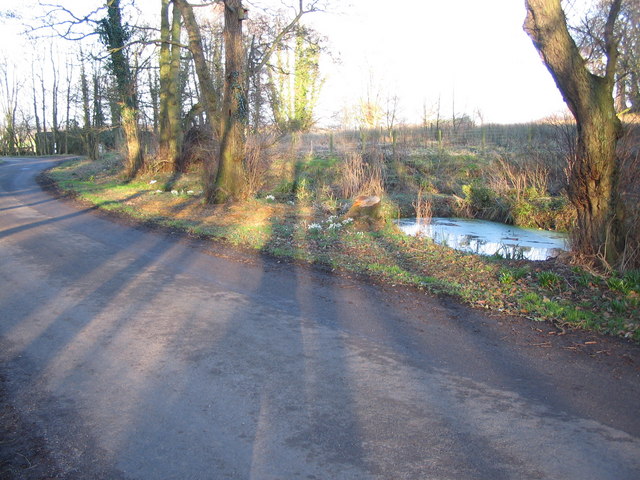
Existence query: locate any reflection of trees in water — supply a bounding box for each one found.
[403,218,566,261]
[495,244,529,261]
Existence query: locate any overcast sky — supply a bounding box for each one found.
[1,0,572,126]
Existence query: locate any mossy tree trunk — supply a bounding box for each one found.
[212,0,247,203]
[524,0,624,267]
[159,0,183,171]
[98,0,143,178]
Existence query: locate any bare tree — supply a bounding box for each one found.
[80,54,98,159]
[37,0,144,173]
[572,0,640,113]
[0,59,20,155]
[50,47,60,154]
[30,62,43,155]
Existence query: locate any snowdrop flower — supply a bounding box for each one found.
[307,223,322,231]
[265,194,275,201]
[171,190,179,195]
[149,179,157,184]
[155,189,163,194]
[342,217,353,225]
[187,190,195,195]
[327,223,342,230]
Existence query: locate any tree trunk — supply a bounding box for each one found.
[174,0,218,130]
[50,51,59,154]
[630,70,640,113]
[31,69,42,155]
[212,0,247,203]
[99,0,143,177]
[174,0,220,181]
[64,59,72,155]
[80,61,97,160]
[149,70,159,136]
[40,70,49,155]
[524,0,624,267]
[159,0,183,171]
[346,195,384,229]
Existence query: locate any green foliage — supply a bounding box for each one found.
[96,0,135,108]
[499,269,515,285]
[607,272,640,295]
[295,177,312,202]
[298,155,339,180]
[624,270,640,290]
[537,271,563,290]
[521,292,542,308]
[499,266,529,284]
[610,299,627,314]
[462,183,496,213]
[273,179,296,197]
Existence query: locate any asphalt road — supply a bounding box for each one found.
[1,156,640,480]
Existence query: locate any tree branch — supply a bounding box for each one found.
[603,0,622,87]
[249,0,322,76]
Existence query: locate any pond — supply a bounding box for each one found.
[396,217,568,261]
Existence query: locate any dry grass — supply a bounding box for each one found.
[489,155,550,200]
[412,186,432,223]
[244,132,279,198]
[338,149,385,198]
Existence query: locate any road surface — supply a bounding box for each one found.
[1,156,639,479]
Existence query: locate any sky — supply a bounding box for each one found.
[0,0,572,126]
[306,0,569,125]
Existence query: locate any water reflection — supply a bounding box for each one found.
[396,217,568,261]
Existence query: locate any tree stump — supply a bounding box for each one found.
[346,195,384,228]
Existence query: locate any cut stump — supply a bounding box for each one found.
[346,195,384,229]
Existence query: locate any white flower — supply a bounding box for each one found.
[187,190,195,195]
[342,217,354,225]
[155,189,163,194]
[149,180,157,184]
[327,222,341,230]
[171,190,178,195]
[307,223,322,231]
[265,194,275,201]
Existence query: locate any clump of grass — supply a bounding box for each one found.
[498,265,529,284]
[607,270,640,295]
[537,270,564,290]
[499,269,515,285]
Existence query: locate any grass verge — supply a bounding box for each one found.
[45,156,640,342]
